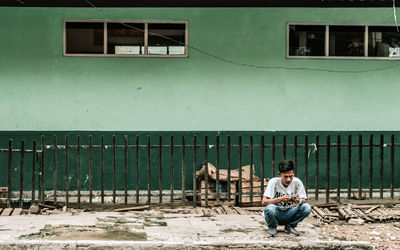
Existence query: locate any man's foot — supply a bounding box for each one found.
[267,227,277,237]
[284,225,299,236]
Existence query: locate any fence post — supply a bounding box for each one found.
[294,135,298,175]
[238,136,242,205]
[380,134,384,199]
[315,135,319,201]
[227,135,231,202]
[136,135,139,204]
[65,135,69,208]
[369,135,373,199]
[358,135,362,201]
[250,136,254,203]
[113,135,116,204]
[124,135,128,204]
[204,136,208,207]
[326,135,330,203]
[159,136,163,204]
[53,136,57,203]
[193,135,197,207]
[391,134,394,199]
[337,135,341,204]
[77,135,81,209]
[170,136,174,203]
[181,136,186,201]
[31,140,37,203]
[216,135,220,202]
[40,135,45,204]
[19,140,25,208]
[304,135,308,193]
[260,135,265,202]
[147,135,151,205]
[347,135,352,200]
[8,139,12,208]
[89,135,93,204]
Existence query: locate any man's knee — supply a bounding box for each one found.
[264,204,278,216]
[301,203,311,215]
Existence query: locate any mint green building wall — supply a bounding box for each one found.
[1,7,399,131]
[1,7,399,193]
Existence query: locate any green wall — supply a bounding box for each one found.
[1,7,400,131]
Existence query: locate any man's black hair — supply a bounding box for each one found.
[278,160,294,173]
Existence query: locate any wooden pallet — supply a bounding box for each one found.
[199,180,236,207]
[237,179,268,205]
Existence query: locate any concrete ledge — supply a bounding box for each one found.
[0,240,373,249]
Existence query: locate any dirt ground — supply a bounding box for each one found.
[316,221,400,249]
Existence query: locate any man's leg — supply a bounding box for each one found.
[264,204,279,236]
[287,203,311,227]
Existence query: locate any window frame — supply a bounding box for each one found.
[287,22,400,60]
[63,19,189,58]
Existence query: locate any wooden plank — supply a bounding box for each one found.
[232,206,247,215]
[39,204,56,209]
[200,200,235,207]
[112,205,149,212]
[11,208,22,216]
[1,208,13,216]
[202,208,210,216]
[220,205,229,214]
[313,206,327,218]
[365,205,379,214]
[240,179,269,188]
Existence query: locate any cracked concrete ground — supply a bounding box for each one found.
[0,210,374,249]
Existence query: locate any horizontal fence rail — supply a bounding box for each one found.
[0,134,399,208]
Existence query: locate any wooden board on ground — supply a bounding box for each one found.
[1,208,13,216]
[11,208,22,216]
[112,205,150,212]
[232,206,247,215]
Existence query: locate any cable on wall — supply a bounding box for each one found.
[393,0,399,32]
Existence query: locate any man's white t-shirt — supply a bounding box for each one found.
[263,177,307,211]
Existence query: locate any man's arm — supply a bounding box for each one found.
[262,195,290,206]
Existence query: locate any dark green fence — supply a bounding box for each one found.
[0,131,399,208]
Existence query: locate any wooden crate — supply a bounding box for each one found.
[199,180,236,207]
[237,179,269,205]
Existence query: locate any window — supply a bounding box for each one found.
[288,24,400,59]
[289,25,325,56]
[369,26,400,57]
[64,20,188,57]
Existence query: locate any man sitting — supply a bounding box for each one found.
[262,160,311,237]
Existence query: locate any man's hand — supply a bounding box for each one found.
[291,195,300,203]
[279,195,291,203]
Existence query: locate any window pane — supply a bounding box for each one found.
[289,25,325,56]
[368,26,400,58]
[107,23,145,55]
[148,23,186,55]
[66,22,104,54]
[329,26,364,57]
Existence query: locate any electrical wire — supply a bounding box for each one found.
[393,0,399,32]
[85,0,400,73]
